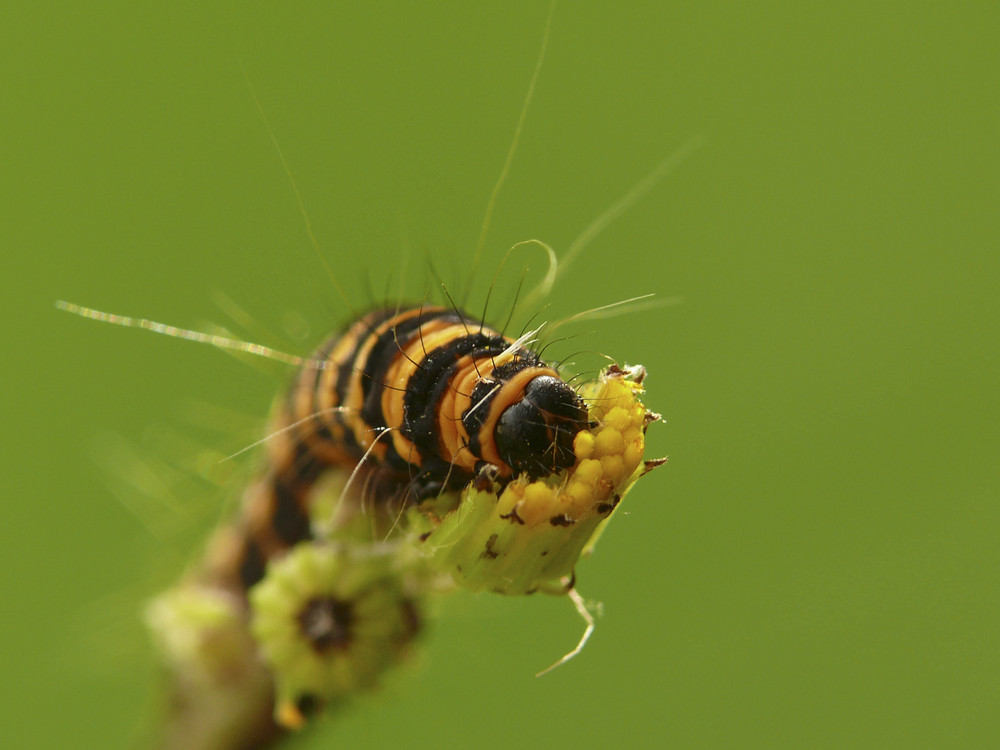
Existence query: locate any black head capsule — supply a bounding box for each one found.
[494,375,591,479]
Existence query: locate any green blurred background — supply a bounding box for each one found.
[4,2,998,747]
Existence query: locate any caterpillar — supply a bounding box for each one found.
[60,296,661,745]
[57,197,674,747]
[204,303,593,596]
[294,305,591,492]
[57,7,688,747]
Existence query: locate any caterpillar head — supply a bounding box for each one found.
[494,374,591,479]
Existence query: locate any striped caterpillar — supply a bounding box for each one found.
[61,295,661,745]
[58,209,671,747]
[58,7,686,746]
[214,304,592,593]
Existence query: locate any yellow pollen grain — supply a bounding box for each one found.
[519,481,558,526]
[562,481,592,511]
[573,458,603,487]
[599,454,626,486]
[593,428,625,458]
[604,406,631,432]
[624,441,643,470]
[573,430,595,460]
